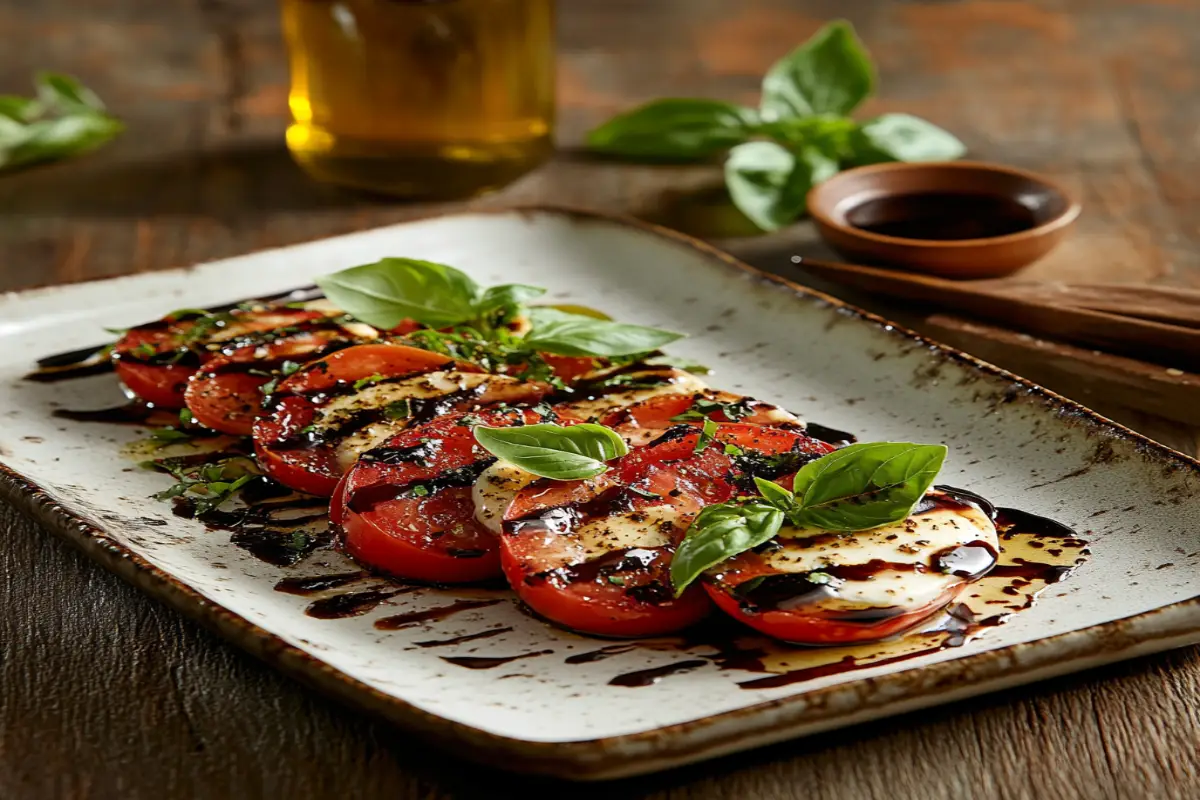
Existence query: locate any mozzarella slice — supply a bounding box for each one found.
[511,501,684,575]
[556,368,708,423]
[472,461,538,534]
[474,459,684,558]
[753,492,998,610]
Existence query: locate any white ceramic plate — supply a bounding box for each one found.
[2,207,1198,780]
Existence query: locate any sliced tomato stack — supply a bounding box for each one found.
[332,409,549,583]
[185,324,382,435]
[113,307,329,408]
[497,424,834,637]
[251,343,551,496]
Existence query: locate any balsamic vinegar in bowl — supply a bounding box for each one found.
[807,161,1081,278]
[845,192,1040,241]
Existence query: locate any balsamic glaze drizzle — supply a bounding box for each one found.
[39,309,1090,695]
[26,285,323,381]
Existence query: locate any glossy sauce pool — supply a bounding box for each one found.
[846,192,1040,241]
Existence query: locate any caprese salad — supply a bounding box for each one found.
[100,257,1001,645]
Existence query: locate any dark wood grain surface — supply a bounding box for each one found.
[3,1,1199,797]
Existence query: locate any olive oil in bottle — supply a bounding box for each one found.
[280,0,555,198]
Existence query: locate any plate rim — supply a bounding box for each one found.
[2,204,1198,780]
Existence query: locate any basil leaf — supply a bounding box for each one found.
[760,20,874,120]
[0,112,124,173]
[586,98,759,160]
[384,398,411,420]
[0,96,38,124]
[849,113,966,165]
[757,114,857,157]
[315,258,481,329]
[753,476,797,513]
[523,307,684,357]
[0,74,122,173]
[790,442,947,531]
[36,72,107,114]
[671,501,783,595]
[693,417,719,454]
[725,141,838,231]
[473,422,629,480]
[474,283,546,317]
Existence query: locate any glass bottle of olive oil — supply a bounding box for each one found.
[280,0,555,198]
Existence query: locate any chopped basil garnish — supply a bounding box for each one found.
[671,396,753,423]
[143,453,261,515]
[352,372,386,390]
[384,399,412,420]
[693,417,719,454]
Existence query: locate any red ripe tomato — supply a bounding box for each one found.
[112,307,328,408]
[252,343,549,496]
[334,409,546,583]
[499,424,832,638]
[185,329,370,435]
[703,576,958,646]
[539,354,601,384]
[601,391,803,438]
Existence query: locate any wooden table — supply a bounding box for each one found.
[3,1,1199,797]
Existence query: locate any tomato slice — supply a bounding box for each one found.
[252,343,549,496]
[551,367,709,428]
[499,424,833,638]
[334,409,546,583]
[602,389,804,445]
[539,354,601,384]
[185,329,371,435]
[704,580,958,645]
[113,307,329,408]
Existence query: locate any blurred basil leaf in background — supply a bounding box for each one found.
[0,73,124,173]
[759,20,875,120]
[848,113,966,165]
[725,141,838,231]
[586,98,759,161]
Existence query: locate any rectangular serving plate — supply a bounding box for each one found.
[2,207,1198,780]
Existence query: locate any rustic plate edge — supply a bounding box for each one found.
[1,204,1198,781]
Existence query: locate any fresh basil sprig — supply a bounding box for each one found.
[671,441,947,593]
[473,422,630,480]
[315,259,681,360]
[523,307,684,358]
[0,73,124,173]
[585,20,965,231]
[315,257,543,330]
